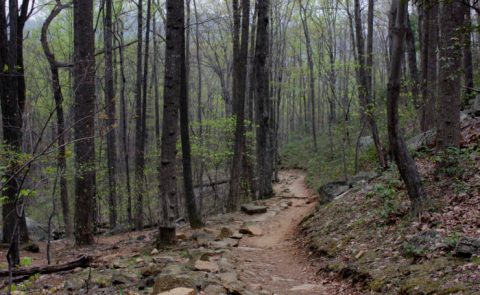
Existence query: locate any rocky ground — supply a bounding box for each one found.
[0,170,360,295]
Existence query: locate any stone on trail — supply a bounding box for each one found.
[155,287,195,295]
[239,222,263,236]
[230,232,243,239]
[289,284,320,291]
[194,260,220,273]
[241,203,268,215]
[151,248,159,255]
[210,238,239,249]
[216,227,234,240]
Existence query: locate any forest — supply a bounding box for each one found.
[0,0,479,294]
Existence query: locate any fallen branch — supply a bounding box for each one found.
[194,179,229,188]
[0,255,92,278]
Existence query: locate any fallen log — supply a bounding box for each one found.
[0,255,92,277]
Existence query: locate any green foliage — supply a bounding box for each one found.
[434,147,476,178]
[20,256,33,267]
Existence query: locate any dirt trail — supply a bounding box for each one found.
[232,170,357,294]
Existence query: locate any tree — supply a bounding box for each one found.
[41,0,72,237]
[387,0,426,217]
[437,0,463,150]
[73,0,96,246]
[0,0,32,266]
[158,0,184,246]
[354,0,387,169]
[180,0,203,228]
[134,0,145,230]
[228,0,250,211]
[255,0,273,199]
[104,0,118,229]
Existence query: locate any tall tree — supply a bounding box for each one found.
[228,0,250,211]
[437,0,463,150]
[387,0,426,217]
[104,0,118,229]
[299,0,318,152]
[134,0,145,230]
[255,0,273,199]
[41,0,72,237]
[158,0,184,246]
[354,0,387,169]
[420,1,438,131]
[73,0,96,246]
[462,3,474,104]
[0,0,31,266]
[180,0,203,228]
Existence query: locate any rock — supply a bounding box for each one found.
[194,260,219,273]
[348,171,378,186]
[25,217,51,241]
[192,231,214,247]
[65,277,84,291]
[152,274,199,294]
[22,241,40,253]
[240,204,268,215]
[289,284,319,291]
[239,222,263,236]
[407,129,436,150]
[113,260,128,269]
[455,237,480,258]
[176,233,188,241]
[359,136,373,148]
[210,238,239,249]
[230,232,243,240]
[112,272,136,285]
[151,248,159,255]
[402,230,444,258]
[318,181,350,204]
[155,287,195,295]
[135,257,145,264]
[473,95,480,117]
[141,264,163,278]
[204,284,227,294]
[216,227,233,240]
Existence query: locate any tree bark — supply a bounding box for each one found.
[40,1,72,238]
[406,14,420,110]
[134,0,145,230]
[437,0,463,150]
[104,0,118,229]
[73,0,96,246]
[387,0,426,217]
[255,0,273,199]
[158,0,184,247]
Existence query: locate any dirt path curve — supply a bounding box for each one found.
[232,170,358,295]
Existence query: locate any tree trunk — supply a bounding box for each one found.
[421,1,438,131]
[180,0,203,228]
[462,4,474,104]
[228,0,250,211]
[406,14,420,110]
[158,0,184,247]
[73,0,96,246]
[40,1,72,238]
[255,0,273,199]
[354,0,387,169]
[104,0,117,229]
[134,0,145,230]
[299,2,318,152]
[437,0,463,150]
[387,0,426,217]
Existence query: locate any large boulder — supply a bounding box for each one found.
[26,217,51,241]
[240,204,267,215]
[407,129,436,151]
[318,181,350,205]
[455,237,480,258]
[348,171,378,187]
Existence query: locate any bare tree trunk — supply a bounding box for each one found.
[299,1,318,152]
[40,1,72,237]
[354,0,387,169]
[158,0,184,246]
[180,0,203,228]
[228,0,250,211]
[387,0,426,217]
[437,0,463,150]
[104,0,117,229]
[73,0,96,246]
[462,4,474,104]
[406,14,420,110]
[255,0,273,199]
[134,0,145,230]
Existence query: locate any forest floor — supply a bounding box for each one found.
[0,170,361,295]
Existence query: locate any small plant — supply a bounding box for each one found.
[20,256,33,267]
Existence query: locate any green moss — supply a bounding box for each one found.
[368,278,386,292]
